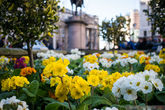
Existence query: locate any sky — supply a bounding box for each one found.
[59,0,140,22]
[59,0,140,49]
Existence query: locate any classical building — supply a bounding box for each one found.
[139,0,159,38]
[48,9,99,50]
[139,0,151,38]
[130,9,140,42]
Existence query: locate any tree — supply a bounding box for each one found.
[144,0,165,38]
[0,0,62,67]
[100,16,130,51]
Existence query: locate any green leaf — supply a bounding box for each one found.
[43,97,57,103]
[22,88,35,97]
[12,69,21,76]
[0,0,3,6]
[45,102,70,110]
[77,104,88,110]
[22,80,39,97]
[28,80,39,95]
[37,89,47,97]
[103,88,116,104]
[8,3,14,11]
[80,96,112,108]
[155,91,165,104]
[0,92,15,100]
[44,98,76,110]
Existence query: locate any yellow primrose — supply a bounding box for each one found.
[145,64,160,73]
[84,55,98,64]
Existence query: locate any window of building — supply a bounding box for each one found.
[144,30,147,37]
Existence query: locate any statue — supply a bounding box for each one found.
[70,0,84,16]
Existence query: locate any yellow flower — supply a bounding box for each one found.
[1,76,29,91]
[122,53,129,59]
[145,64,160,73]
[48,32,53,37]
[122,72,134,77]
[55,83,69,102]
[70,84,84,100]
[72,76,90,95]
[42,58,69,78]
[0,56,10,66]
[84,55,98,64]
[159,48,165,59]
[42,57,56,66]
[87,75,99,87]
[101,75,112,90]
[20,67,36,76]
[160,59,165,64]
[21,56,29,64]
[139,56,145,64]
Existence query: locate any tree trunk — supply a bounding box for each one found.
[27,41,34,67]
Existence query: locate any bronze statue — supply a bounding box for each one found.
[70,0,84,15]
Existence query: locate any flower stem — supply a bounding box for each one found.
[145,94,148,110]
[67,100,72,110]
[134,100,139,110]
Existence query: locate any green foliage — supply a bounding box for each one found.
[22,80,39,97]
[0,0,60,43]
[143,0,165,38]
[0,0,62,67]
[77,104,88,110]
[0,91,15,100]
[155,91,165,104]
[44,98,76,110]
[79,96,112,108]
[100,16,130,50]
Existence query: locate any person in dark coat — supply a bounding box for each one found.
[0,38,5,47]
[136,38,147,50]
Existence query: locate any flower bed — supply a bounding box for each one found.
[0,48,165,110]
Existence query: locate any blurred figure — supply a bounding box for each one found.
[119,41,127,50]
[0,38,5,47]
[162,38,165,48]
[146,37,153,50]
[127,40,136,50]
[152,38,160,51]
[136,37,147,50]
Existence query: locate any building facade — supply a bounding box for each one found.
[139,0,151,38]
[130,9,140,42]
[49,9,99,50]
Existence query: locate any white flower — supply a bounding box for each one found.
[132,78,144,91]
[64,54,80,61]
[67,67,74,75]
[121,86,137,101]
[99,58,112,68]
[139,70,158,81]
[151,79,163,91]
[83,62,99,71]
[112,77,127,98]
[149,55,163,64]
[0,96,29,110]
[71,48,85,55]
[101,52,114,59]
[141,81,153,94]
[111,107,118,110]
[112,85,121,98]
[17,105,23,110]
[128,51,137,57]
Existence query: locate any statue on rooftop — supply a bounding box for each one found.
[70,0,84,16]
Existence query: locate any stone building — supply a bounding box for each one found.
[139,0,159,38]
[139,0,151,38]
[130,9,140,42]
[48,9,99,50]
